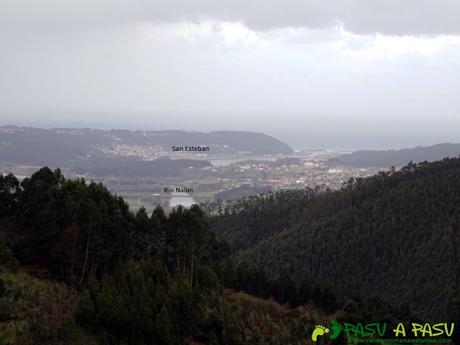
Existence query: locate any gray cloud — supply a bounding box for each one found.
[2,0,460,35]
[2,0,460,150]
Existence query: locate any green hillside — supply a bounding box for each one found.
[1,162,460,344]
[0,167,337,345]
[210,158,460,318]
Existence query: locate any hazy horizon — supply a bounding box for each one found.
[2,110,460,152]
[1,1,460,150]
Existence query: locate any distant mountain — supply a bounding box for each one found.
[108,129,293,155]
[0,126,293,167]
[210,158,460,318]
[330,143,460,167]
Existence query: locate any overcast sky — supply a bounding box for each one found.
[1,0,460,149]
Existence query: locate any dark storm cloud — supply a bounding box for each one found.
[2,0,460,35]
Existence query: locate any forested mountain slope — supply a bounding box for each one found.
[0,167,352,345]
[2,164,460,344]
[210,158,460,318]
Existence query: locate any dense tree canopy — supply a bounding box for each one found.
[210,158,460,318]
[0,168,230,344]
[0,160,458,344]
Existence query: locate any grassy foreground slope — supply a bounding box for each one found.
[212,158,460,318]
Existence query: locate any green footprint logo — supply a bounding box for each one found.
[330,320,343,340]
[311,325,330,342]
